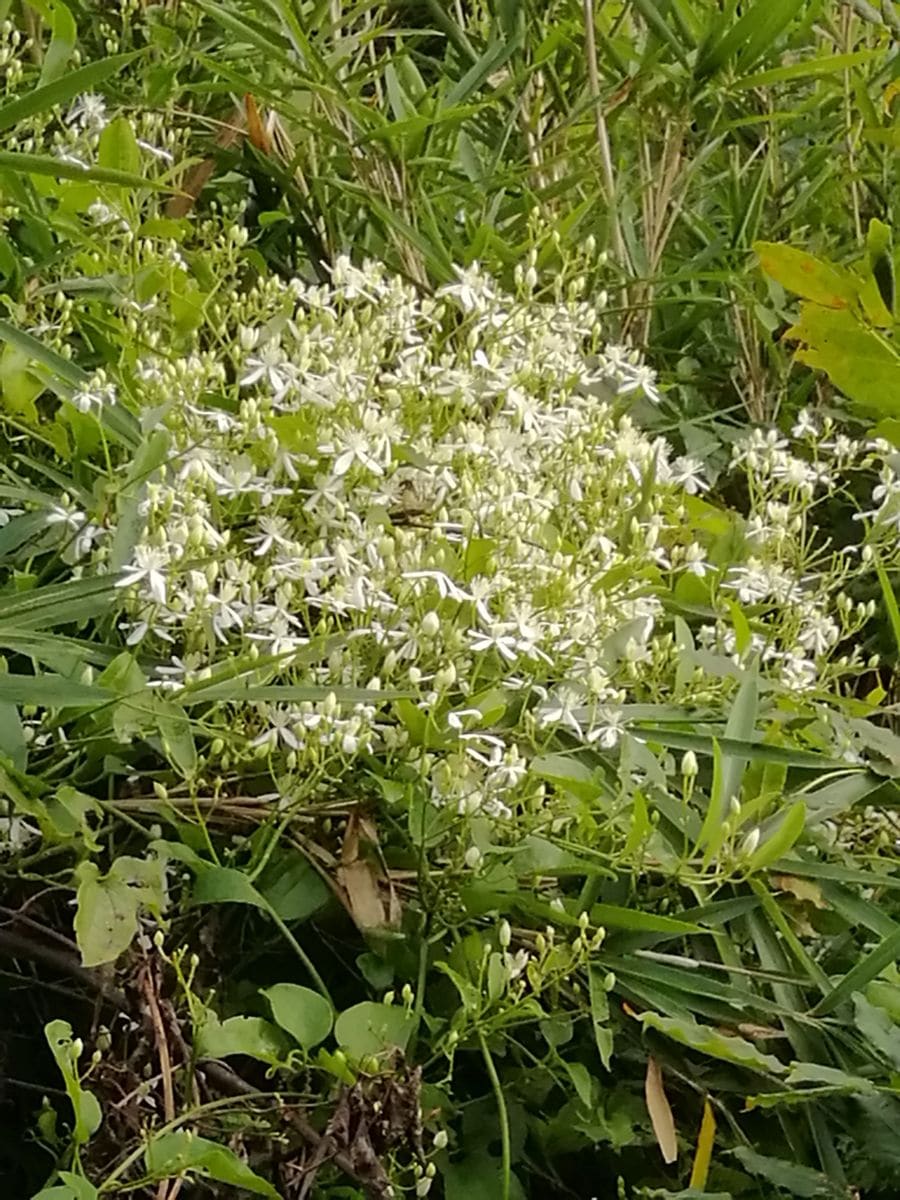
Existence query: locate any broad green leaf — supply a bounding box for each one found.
[0,701,26,770]
[32,1179,98,1200]
[639,1011,786,1074]
[191,865,268,910]
[144,1131,278,1197]
[73,862,140,967]
[73,857,164,967]
[334,1001,417,1060]
[529,753,602,801]
[195,1011,289,1064]
[258,851,330,922]
[263,983,333,1050]
[563,1060,594,1108]
[98,116,141,179]
[45,1021,102,1145]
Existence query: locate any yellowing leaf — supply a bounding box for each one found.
[771,874,826,909]
[689,1097,716,1189]
[754,241,857,308]
[644,1055,678,1164]
[785,303,900,414]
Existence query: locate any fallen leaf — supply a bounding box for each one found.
[645,1055,678,1164]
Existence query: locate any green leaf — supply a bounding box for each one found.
[32,0,77,85]
[814,927,900,1017]
[588,965,613,1069]
[44,1020,102,1145]
[0,52,140,133]
[154,699,197,778]
[73,862,140,967]
[0,150,165,191]
[334,1001,417,1060]
[0,673,111,707]
[144,1131,278,1197]
[734,49,883,89]
[32,1177,98,1200]
[732,1146,845,1197]
[0,701,26,771]
[98,116,141,178]
[747,801,807,872]
[73,857,165,967]
[195,1011,289,1065]
[853,992,900,1069]
[563,1060,594,1108]
[639,1010,786,1074]
[262,983,333,1050]
[258,852,330,922]
[191,865,268,910]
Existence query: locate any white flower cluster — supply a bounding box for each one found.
[5,229,896,821]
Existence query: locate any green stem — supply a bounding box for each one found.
[478,1030,510,1200]
[268,906,332,1006]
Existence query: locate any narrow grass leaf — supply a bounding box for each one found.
[0,52,140,133]
[813,927,900,1017]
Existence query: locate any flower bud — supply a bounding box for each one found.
[681,750,698,778]
[498,919,512,949]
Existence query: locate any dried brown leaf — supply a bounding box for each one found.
[645,1055,678,1164]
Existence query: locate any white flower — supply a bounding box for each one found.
[681,542,711,578]
[66,93,108,132]
[240,343,294,399]
[585,707,624,749]
[791,408,820,438]
[250,705,302,751]
[245,516,293,557]
[536,686,586,737]
[116,546,169,605]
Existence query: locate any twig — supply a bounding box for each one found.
[202,1062,386,1197]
